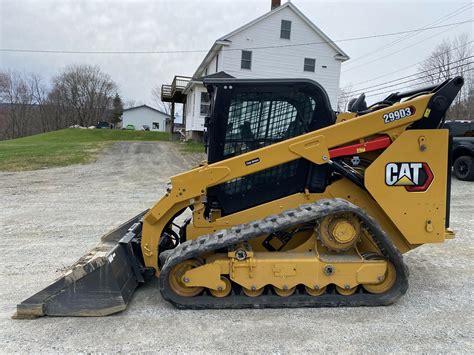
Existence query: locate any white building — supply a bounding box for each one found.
[161,0,349,140]
[121,105,170,132]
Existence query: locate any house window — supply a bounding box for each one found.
[280,20,291,39]
[152,122,159,130]
[200,92,211,115]
[304,58,316,72]
[216,54,219,72]
[241,50,252,70]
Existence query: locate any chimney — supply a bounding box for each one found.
[271,0,281,10]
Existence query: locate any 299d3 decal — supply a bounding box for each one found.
[383,106,416,124]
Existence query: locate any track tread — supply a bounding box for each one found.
[159,198,409,309]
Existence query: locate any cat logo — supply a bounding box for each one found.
[385,162,433,192]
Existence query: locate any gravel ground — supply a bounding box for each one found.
[0,141,473,353]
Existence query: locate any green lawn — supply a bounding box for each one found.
[0,129,170,171]
[180,141,206,153]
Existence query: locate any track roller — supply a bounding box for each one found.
[305,285,327,296]
[242,287,264,297]
[274,286,296,297]
[336,285,357,296]
[209,277,232,298]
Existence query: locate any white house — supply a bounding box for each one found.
[121,105,170,132]
[161,0,349,140]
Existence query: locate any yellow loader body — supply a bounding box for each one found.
[15,76,463,317]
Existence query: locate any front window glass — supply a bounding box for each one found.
[223,91,316,157]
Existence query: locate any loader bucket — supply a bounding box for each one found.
[14,210,150,318]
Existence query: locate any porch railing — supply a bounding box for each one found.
[161,75,191,102]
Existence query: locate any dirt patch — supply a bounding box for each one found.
[0,141,472,352]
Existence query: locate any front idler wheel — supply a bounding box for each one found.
[168,259,204,297]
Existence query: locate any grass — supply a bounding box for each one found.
[180,141,206,153]
[0,128,170,171]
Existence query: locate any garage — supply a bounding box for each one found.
[122,105,170,132]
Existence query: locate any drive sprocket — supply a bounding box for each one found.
[318,213,361,252]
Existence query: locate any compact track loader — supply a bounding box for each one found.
[15,76,464,318]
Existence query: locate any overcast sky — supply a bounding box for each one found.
[0,0,472,107]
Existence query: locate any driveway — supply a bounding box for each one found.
[0,141,472,352]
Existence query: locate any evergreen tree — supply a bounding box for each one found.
[110,93,124,124]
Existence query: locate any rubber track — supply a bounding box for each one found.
[159,198,409,309]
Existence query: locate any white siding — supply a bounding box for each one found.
[185,86,209,132]
[185,89,206,132]
[207,55,219,75]
[188,5,345,133]
[185,94,193,132]
[219,7,341,107]
[122,106,168,132]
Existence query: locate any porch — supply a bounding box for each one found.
[161,75,191,103]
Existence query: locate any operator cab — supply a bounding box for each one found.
[203,78,335,216]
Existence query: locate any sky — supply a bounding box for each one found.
[0,0,472,108]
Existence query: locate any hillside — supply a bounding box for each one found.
[0,129,170,171]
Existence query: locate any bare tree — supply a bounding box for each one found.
[123,99,145,109]
[47,85,72,130]
[337,86,354,112]
[29,73,50,133]
[0,70,37,139]
[0,71,13,139]
[418,33,473,119]
[0,65,125,140]
[151,84,172,114]
[123,99,136,109]
[50,64,118,127]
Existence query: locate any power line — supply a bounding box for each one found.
[353,57,473,93]
[364,66,474,99]
[350,61,472,96]
[343,40,474,88]
[342,17,472,73]
[0,20,472,55]
[356,62,473,97]
[349,56,474,94]
[346,3,473,65]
